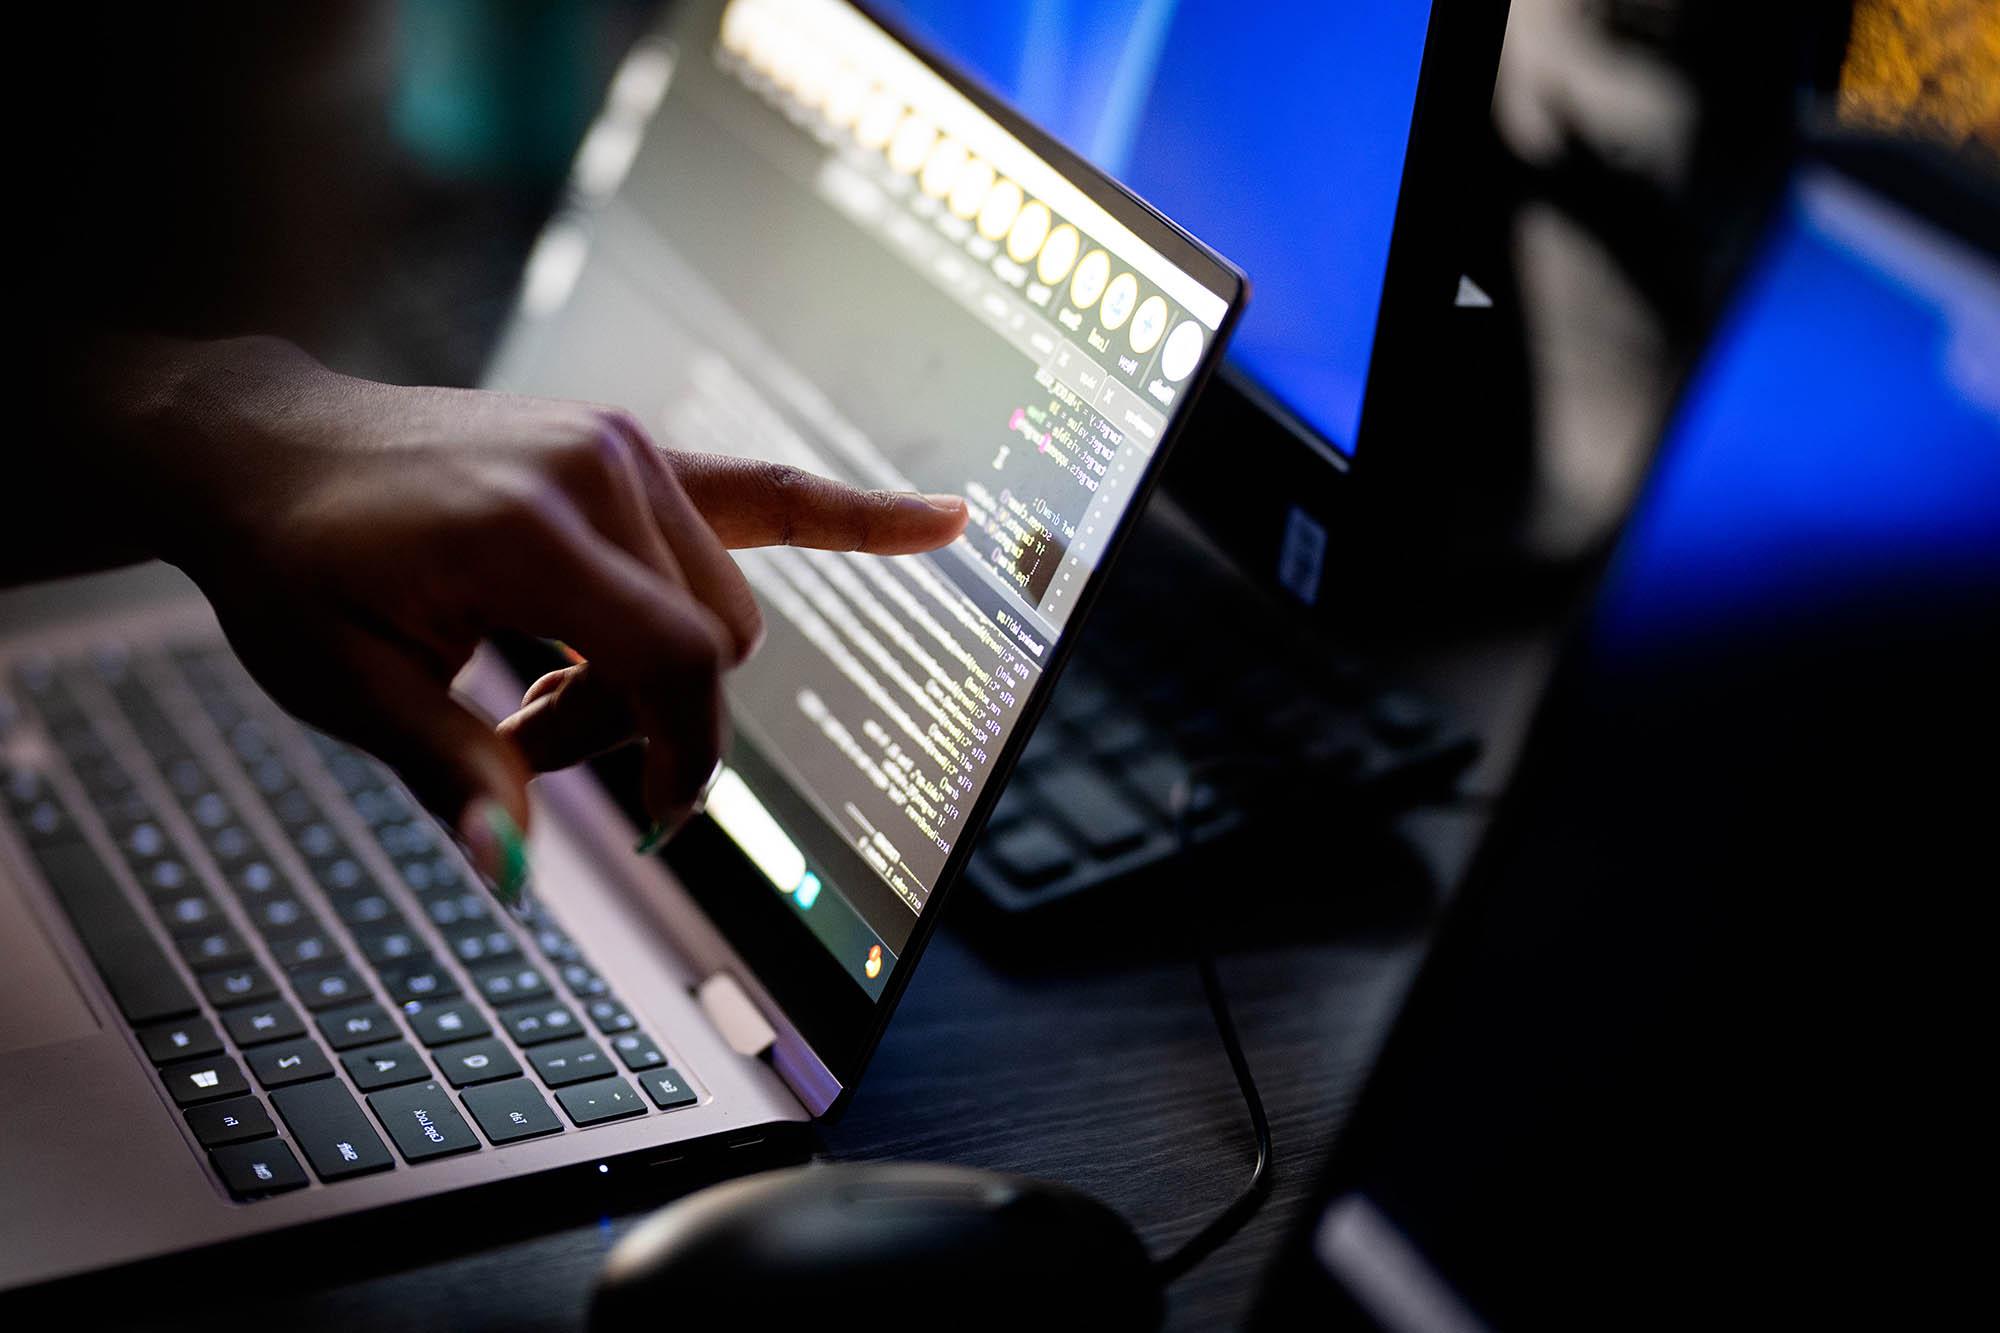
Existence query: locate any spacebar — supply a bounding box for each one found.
[33,841,199,1024]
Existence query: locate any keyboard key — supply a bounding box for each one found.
[140,856,192,893]
[313,856,371,894]
[161,1055,250,1107]
[377,955,459,1004]
[554,1077,646,1126]
[199,965,277,1006]
[270,1080,394,1181]
[472,962,550,1006]
[334,893,399,930]
[527,1038,613,1087]
[405,999,491,1047]
[221,999,306,1047]
[434,1038,521,1088]
[210,1139,308,1198]
[423,890,490,929]
[155,891,220,931]
[293,964,367,1011]
[245,1038,334,1089]
[355,924,420,963]
[368,1080,480,1163]
[137,1017,223,1064]
[461,1079,563,1145]
[445,924,518,965]
[609,1032,666,1072]
[557,962,610,999]
[637,1067,698,1110]
[342,1041,430,1091]
[984,820,1075,886]
[185,1095,275,1147]
[316,1002,397,1050]
[174,927,252,970]
[270,931,338,971]
[585,999,637,1034]
[498,1001,580,1046]
[1033,768,1150,856]
[246,896,311,936]
[31,840,198,1024]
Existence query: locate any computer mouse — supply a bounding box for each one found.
[590,1161,1163,1331]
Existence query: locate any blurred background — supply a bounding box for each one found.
[51,0,1996,592]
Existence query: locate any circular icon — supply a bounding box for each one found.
[888,115,935,174]
[920,137,966,198]
[977,179,1024,242]
[1036,223,1080,286]
[1160,320,1205,382]
[948,157,994,219]
[855,88,902,151]
[1069,249,1111,310]
[1128,295,1169,355]
[1006,200,1052,264]
[720,1,758,57]
[824,65,869,128]
[1099,272,1139,330]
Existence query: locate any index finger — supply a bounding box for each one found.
[666,453,967,553]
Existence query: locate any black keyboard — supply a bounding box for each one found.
[1,646,697,1202]
[965,514,1479,920]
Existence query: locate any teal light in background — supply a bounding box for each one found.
[393,0,608,183]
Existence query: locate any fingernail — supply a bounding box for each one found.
[635,815,683,856]
[904,491,965,513]
[460,797,530,909]
[693,759,725,816]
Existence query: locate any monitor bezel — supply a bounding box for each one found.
[655,0,1248,1111]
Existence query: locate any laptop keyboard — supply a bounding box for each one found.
[1,645,698,1202]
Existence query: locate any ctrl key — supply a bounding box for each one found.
[210,1139,307,1199]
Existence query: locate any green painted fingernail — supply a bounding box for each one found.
[635,820,670,856]
[482,803,530,907]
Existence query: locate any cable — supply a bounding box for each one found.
[1152,757,1277,1284]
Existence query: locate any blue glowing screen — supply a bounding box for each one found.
[1600,168,2000,652]
[867,1,1436,457]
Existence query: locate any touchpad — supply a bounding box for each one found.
[0,864,102,1054]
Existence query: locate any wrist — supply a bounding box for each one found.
[82,334,331,579]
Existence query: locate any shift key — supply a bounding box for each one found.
[270,1080,394,1181]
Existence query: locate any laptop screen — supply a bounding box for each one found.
[867,1,1437,458]
[487,0,1241,1002]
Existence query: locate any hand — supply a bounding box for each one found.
[94,336,967,900]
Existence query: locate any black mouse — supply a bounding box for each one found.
[591,1162,1162,1331]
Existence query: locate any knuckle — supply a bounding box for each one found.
[758,463,811,545]
[474,475,565,549]
[548,423,631,496]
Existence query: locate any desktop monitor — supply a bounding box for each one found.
[868,1,1521,604]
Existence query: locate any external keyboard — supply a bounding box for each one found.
[965,513,1480,921]
[1,645,697,1202]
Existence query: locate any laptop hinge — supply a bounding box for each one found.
[697,972,777,1058]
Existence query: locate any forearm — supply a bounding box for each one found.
[5,334,324,588]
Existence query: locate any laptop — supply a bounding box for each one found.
[1252,135,2000,1328]
[0,0,1243,1289]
